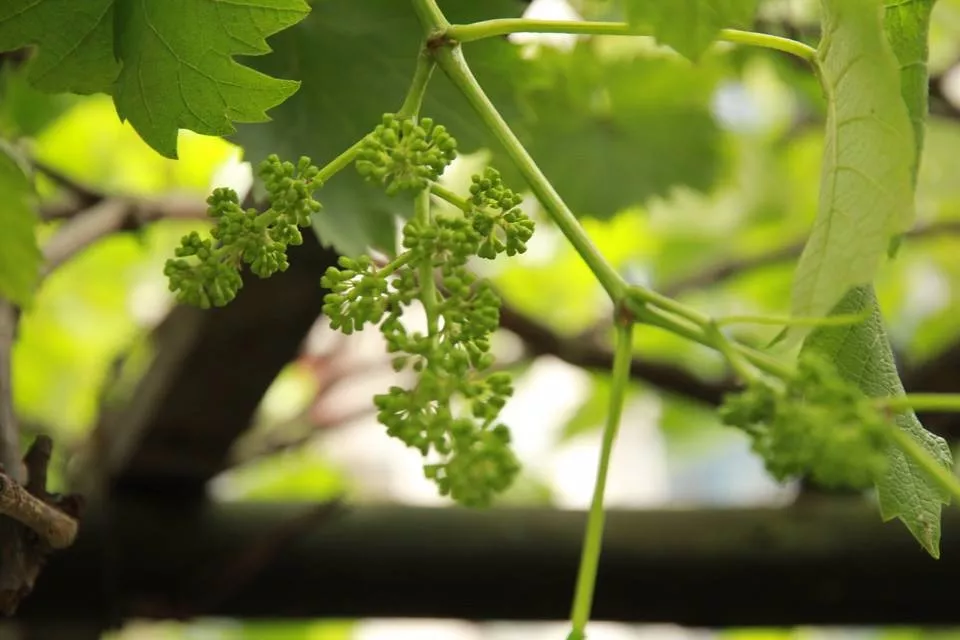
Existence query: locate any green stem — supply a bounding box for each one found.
[378,251,415,278]
[429,45,627,301]
[627,299,794,380]
[316,139,365,184]
[445,19,817,63]
[886,424,960,504]
[410,0,449,33]
[415,187,440,335]
[568,322,633,640]
[626,285,710,328]
[430,183,471,211]
[714,311,870,329]
[881,394,960,414]
[398,51,436,119]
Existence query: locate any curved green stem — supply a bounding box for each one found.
[317,139,365,184]
[886,425,960,504]
[445,19,817,63]
[398,51,436,119]
[568,322,633,640]
[430,183,471,211]
[429,44,627,301]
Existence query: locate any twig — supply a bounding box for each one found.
[30,158,102,219]
[0,471,77,550]
[662,220,960,297]
[0,301,22,483]
[497,303,736,405]
[41,194,209,275]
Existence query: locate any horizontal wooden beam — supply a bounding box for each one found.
[17,500,960,627]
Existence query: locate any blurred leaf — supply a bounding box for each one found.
[625,0,760,61]
[559,373,615,441]
[0,64,77,137]
[0,143,40,306]
[217,449,346,502]
[34,95,236,195]
[499,43,723,219]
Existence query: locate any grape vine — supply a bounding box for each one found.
[149,0,960,638]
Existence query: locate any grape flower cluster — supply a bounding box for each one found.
[355,113,457,195]
[719,353,891,488]
[321,113,536,506]
[164,155,321,308]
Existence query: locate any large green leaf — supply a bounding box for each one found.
[624,0,760,61]
[0,0,310,159]
[0,145,40,307]
[801,287,951,557]
[791,0,915,323]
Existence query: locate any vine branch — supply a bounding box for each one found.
[445,19,818,62]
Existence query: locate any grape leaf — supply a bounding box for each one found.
[791,0,915,324]
[0,144,40,307]
[624,0,759,61]
[801,287,951,557]
[0,0,310,159]
[0,0,118,95]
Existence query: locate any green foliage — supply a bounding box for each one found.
[0,144,40,306]
[720,352,890,489]
[791,0,915,325]
[624,0,760,60]
[233,0,529,255]
[164,154,320,308]
[319,114,535,506]
[0,0,309,158]
[234,0,723,255]
[503,44,722,219]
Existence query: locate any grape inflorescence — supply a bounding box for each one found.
[167,112,535,506]
[720,353,891,489]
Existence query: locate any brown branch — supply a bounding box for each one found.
[0,472,77,550]
[41,194,209,275]
[497,303,735,405]
[30,159,103,219]
[0,301,22,482]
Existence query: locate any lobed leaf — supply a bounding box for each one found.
[791,0,915,324]
[624,0,759,61]
[0,0,310,159]
[0,145,40,307]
